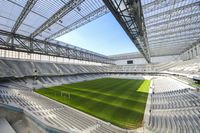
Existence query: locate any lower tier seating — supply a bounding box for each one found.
[148,78,200,133]
[0,74,199,132]
[0,87,128,133]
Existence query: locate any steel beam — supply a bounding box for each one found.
[146,13,200,28]
[147,20,200,35]
[149,37,199,47]
[144,1,200,23]
[150,53,180,57]
[150,41,194,49]
[30,0,84,38]
[45,5,109,41]
[11,0,37,33]
[150,50,183,56]
[6,0,38,43]
[150,47,184,52]
[142,0,184,13]
[150,48,193,56]
[148,26,200,38]
[150,46,184,52]
[103,0,151,63]
[149,31,200,43]
[0,30,112,64]
[142,0,200,57]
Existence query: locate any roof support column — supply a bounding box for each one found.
[196,45,199,56]
[102,0,151,63]
[188,50,190,60]
[189,50,193,59]
[183,52,187,61]
[193,47,197,57]
[197,44,200,56]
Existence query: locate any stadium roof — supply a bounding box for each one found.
[141,0,200,56]
[0,0,109,40]
[0,0,199,63]
[109,52,143,60]
[0,0,111,64]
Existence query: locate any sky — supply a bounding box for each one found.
[56,13,138,56]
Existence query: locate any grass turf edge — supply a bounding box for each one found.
[34,78,150,129]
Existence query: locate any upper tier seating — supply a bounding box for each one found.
[152,61,180,71]
[1,74,109,89]
[1,58,200,79]
[110,64,153,72]
[148,59,200,75]
[168,59,200,75]
[0,58,157,79]
[0,58,109,78]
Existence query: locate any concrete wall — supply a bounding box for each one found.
[114,55,180,65]
[0,105,47,133]
[114,58,147,65]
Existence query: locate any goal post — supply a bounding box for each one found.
[61,91,71,99]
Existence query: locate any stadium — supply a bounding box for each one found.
[0,0,200,133]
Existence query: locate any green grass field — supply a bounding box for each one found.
[191,82,200,88]
[35,78,150,129]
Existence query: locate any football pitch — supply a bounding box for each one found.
[35,78,150,129]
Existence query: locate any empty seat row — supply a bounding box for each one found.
[0,88,98,132]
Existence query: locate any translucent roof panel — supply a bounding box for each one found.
[37,23,64,40]
[0,16,13,32]
[0,0,23,32]
[141,0,200,56]
[31,0,65,18]
[38,0,106,40]
[0,0,106,40]
[17,21,37,36]
[0,34,8,43]
[17,11,47,36]
[1,0,199,58]
[0,0,109,61]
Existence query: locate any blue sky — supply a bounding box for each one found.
[56,13,138,56]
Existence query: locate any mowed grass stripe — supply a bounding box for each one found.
[35,78,150,129]
[39,87,145,113]
[38,90,144,128]
[55,86,147,104]
[67,79,147,98]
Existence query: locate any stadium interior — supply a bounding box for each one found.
[0,0,200,133]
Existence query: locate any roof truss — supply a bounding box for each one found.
[0,29,112,64]
[142,0,200,57]
[30,0,84,38]
[45,5,109,41]
[103,0,151,63]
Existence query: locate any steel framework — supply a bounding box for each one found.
[103,0,151,63]
[141,0,200,56]
[30,0,84,38]
[46,5,110,41]
[6,0,38,43]
[0,0,113,64]
[0,0,108,40]
[0,30,112,64]
[0,0,199,62]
